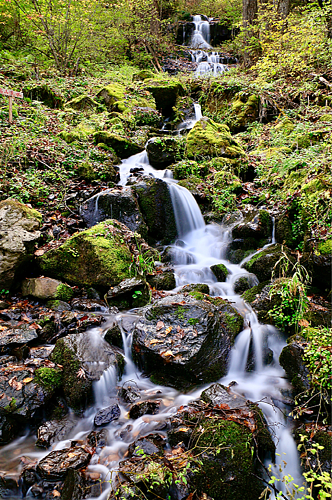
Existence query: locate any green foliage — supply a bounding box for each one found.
[268,252,311,333]
[303,327,332,391]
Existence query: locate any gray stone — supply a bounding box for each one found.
[36,416,76,448]
[94,402,121,426]
[107,277,151,309]
[0,199,41,288]
[22,277,73,300]
[0,324,38,351]
[37,447,91,480]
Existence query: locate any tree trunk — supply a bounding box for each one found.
[277,0,291,18]
[242,0,258,66]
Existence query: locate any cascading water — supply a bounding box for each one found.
[0,108,304,500]
[189,15,228,76]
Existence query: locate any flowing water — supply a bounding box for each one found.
[0,107,303,499]
[189,15,228,76]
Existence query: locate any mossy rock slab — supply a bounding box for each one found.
[210,263,229,282]
[243,244,294,282]
[146,137,182,168]
[39,220,133,288]
[227,93,259,132]
[65,95,100,112]
[186,117,245,160]
[51,332,124,410]
[23,83,64,109]
[93,131,143,159]
[145,78,185,115]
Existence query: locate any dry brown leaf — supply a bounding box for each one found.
[67,452,77,458]
[163,350,173,357]
[8,377,23,391]
[52,491,61,497]
[150,339,164,345]
[156,321,164,331]
[23,377,33,384]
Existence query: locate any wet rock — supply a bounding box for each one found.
[232,210,272,246]
[22,277,74,301]
[94,402,121,426]
[129,400,161,419]
[243,244,294,282]
[0,324,38,355]
[0,199,41,288]
[118,383,141,404]
[71,298,109,313]
[161,245,196,264]
[61,469,86,500]
[279,340,311,396]
[201,383,248,409]
[0,301,8,310]
[146,137,181,168]
[181,283,210,294]
[133,177,177,244]
[0,362,54,422]
[146,269,176,290]
[233,275,256,294]
[51,332,124,410]
[0,415,21,445]
[127,434,165,457]
[46,299,71,311]
[104,321,123,349]
[132,293,243,388]
[302,247,332,291]
[0,471,20,498]
[210,263,229,282]
[39,220,136,288]
[37,447,92,480]
[80,187,148,239]
[87,429,108,448]
[275,213,294,248]
[107,277,151,309]
[36,416,76,448]
[186,117,245,160]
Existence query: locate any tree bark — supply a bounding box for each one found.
[277,0,291,18]
[243,0,258,28]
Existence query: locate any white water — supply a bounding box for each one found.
[189,15,228,76]
[0,112,303,500]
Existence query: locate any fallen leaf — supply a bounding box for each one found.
[150,339,164,344]
[163,350,173,357]
[8,376,23,391]
[165,326,173,334]
[23,377,33,384]
[52,491,61,497]
[156,321,164,331]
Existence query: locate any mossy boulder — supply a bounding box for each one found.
[93,131,143,158]
[243,244,293,282]
[279,340,311,396]
[24,83,64,109]
[132,293,243,389]
[65,95,100,112]
[39,220,134,289]
[96,83,126,109]
[146,270,176,290]
[133,178,177,244]
[59,123,95,144]
[274,118,295,135]
[146,137,182,168]
[275,213,295,248]
[133,70,155,81]
[145,78,185,115]
[172,159,208,180]
[227,93,259,132]
[232,210,272,247]
[186,117,245,160]
[51,332,124,410]
[210,263,229,282]
[318,113,332,122]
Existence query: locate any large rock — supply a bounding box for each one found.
[232,210,272,247]
[22,277,74,301]
[0,324,38,353]
[107,277,151,309]
[51,332,124,410]
[279,339,311,396]
[37,447,91,480]
[132,293,243,388]
[227,93,260,132]
[146,137,181,168]
[96,83,126,110]
[93,131,143,158]
[243,244,294,282]
[145,79,185,115]
[36,416,76,448]
[80,187,148,238]
[133,178,177,244]
[302,240,332,291]
[39,220,135,288]
[0,199,41,288]
[186,117,245,160]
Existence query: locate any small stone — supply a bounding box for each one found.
[94,403,121,426]
[129,400,161,420]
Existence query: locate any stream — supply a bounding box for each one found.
[0,106,304,499]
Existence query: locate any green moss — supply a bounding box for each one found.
[76,161,96,181]
[4,398,17,413]
[97,83,126,109]
[241,281,270,303]
[40,220,132,288]
[0,198,42,222]
[318,114,332,122]
[226,93,259,132]
[59,123,95,144]
[186,118,245,160]
[317,239,332,255]
[223,312,243,335]
[65,94,100,111]
[93,131,142,158]
[55,283,74,302]
[34,367,63,391]
[274,118,295,135]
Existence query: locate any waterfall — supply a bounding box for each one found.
[189,15,228,76]
[167,182,205,238]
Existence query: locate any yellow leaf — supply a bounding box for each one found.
[165,326,173,334]
[23,377,33,384]
[163,350,173,357]
[150,339,163,344]
[52,491,61,497]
